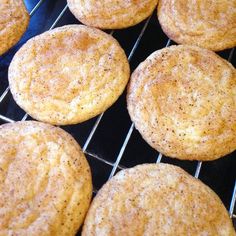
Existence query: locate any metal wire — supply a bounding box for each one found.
[85,150,125,170]
[194,161,202,178]
[0,0,235,221]
[156,153,163,163]
[230,180,236,218]
[29,0,46,16]
[0,87,10,103]
[49,4,68,30]
[0,114,14,123]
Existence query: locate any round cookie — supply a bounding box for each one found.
[8,25,130,125]
[82,163,235,235]
[67,0,158,29]
[127,45,236,161]
[158,0,236,51]
[0,121,92,236]
[0,0,29,55]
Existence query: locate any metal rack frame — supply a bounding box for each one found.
[0,0,235,222]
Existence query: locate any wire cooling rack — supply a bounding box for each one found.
[0,0,235,231]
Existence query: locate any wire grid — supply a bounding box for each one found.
[0,0,235,225]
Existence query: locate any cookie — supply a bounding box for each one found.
[67,0,158,29]
[82,163,235,235]
[127,45,236,161]
[0,121,92,236]
[158,0,236,51]
[8,25,130,125]
[0,0,29,55]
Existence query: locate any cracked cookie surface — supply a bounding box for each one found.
[158,0,236,51]
[82,164,235,236]
[67,0,158,29]
[9,25,130,125]
[0,0,29,55]
[127,45,236,161]
[0,121,92,236]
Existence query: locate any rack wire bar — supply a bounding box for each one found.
[194,161,202,178]
[49,4,68,30]
[82,14,153,153]
[109,123,134,179]
[156,153,162,163]
[82,113,104,151]
[0,114,14,123]
[85,150,115,167]
[21,113,28,121]
[84,150,125,170]
[127,15,152,61]
[229,180,236,218]
[29,0,46,16]
[0,87,10,103]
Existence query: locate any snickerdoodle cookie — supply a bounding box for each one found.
[127,45,236,161]
[67,0,158,29]
[9,25,130,125]
[0,0,29,55]
[158,0,236,51]
[82,164,235,235]
[0,121,92,236]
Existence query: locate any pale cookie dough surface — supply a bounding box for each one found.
[82,164,235,236]
[127,45,236,161]
[0,0,29,55]
[8,25,130,125]
[0,121,92,236]
[158,0,236,51]
[67,0,158,29]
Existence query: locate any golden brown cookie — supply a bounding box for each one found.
[0,121,92,236]
[158,0,236,51]
[0,0,29,55]
[8,24,130,125]
[82,163,235,236]
[127,45,236,161]
[67,0,158,29]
